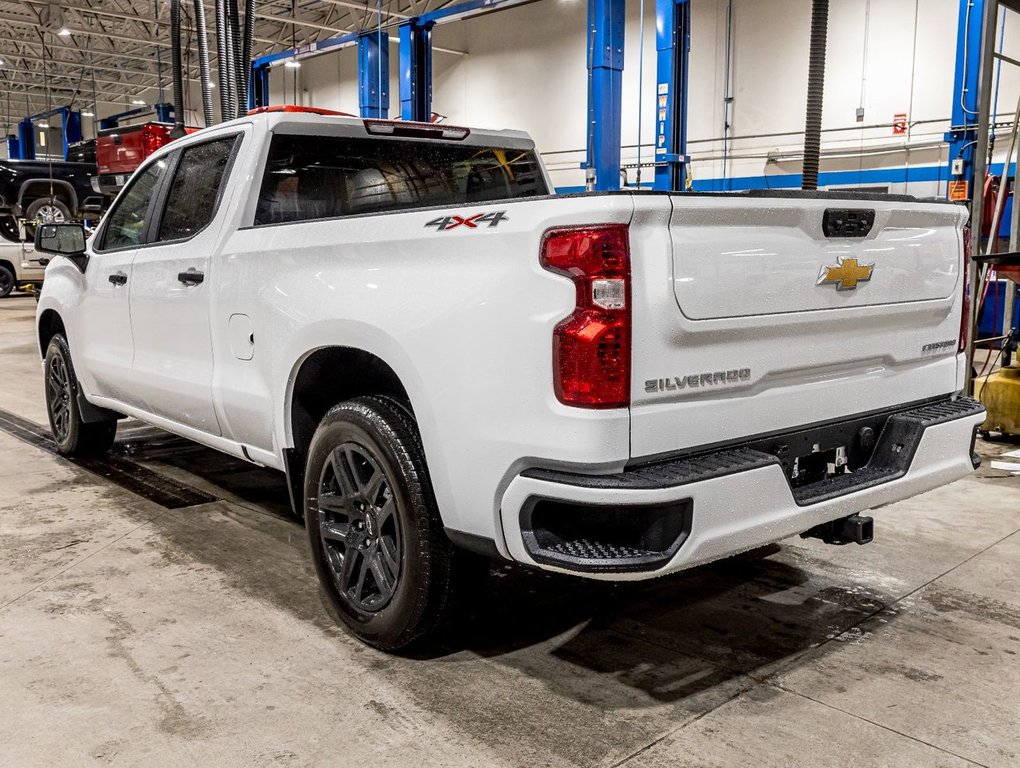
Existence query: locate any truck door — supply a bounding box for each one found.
[127,134,241,437]
[76,159,169,404]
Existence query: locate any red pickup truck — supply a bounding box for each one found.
[94,123,196,197]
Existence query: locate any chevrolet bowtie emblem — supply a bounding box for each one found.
[817,257,874,290]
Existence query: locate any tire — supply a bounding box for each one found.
[26,197,72,225]
[43,335,117,457]
[0,214,20,243]
[304,395,461,652]
[0,264,13,298]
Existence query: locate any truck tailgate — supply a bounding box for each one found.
[629,193,969,459]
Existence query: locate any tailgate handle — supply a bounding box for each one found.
[822,209,875,238]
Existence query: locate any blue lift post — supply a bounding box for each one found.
[250,64,271,110]
[4,135,19,159]
[14,106,83,160]
[947,0,985,201]
[358,30,391,118]
[399,19,435,121]
[585,0,625,191]
[654,0,691,192]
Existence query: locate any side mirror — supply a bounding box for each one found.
[34,222,86,256]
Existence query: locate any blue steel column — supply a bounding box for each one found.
[358,30,391,118]
[946,0,984,200]
[249,65,270,110]
[62,108,82,160]
[5,135,19,160]
[654,0,690,191]
[585,0,625,191]
[399,20,434,121]
[17,119,34,160]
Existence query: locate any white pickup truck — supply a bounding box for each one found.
[34,109,985,650]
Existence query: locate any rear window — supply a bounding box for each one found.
[254,133,548,226]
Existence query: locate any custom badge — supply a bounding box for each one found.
[817,257,874,290]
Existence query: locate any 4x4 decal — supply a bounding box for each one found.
[425,211,509,231]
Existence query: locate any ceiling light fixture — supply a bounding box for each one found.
[82,110,95,117]
[284,59,301,69]
[57,27,72,37]
[131,99,145,105]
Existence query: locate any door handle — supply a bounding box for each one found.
[108,271,127,286]
[178,269,204,286]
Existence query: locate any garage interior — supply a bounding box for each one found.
[1,0,1020,766]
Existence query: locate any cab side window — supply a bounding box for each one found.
[99,160,166,251]
[157,136,238,242]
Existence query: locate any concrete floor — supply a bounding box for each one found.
[1,292,1019,768]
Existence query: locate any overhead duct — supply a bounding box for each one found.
[801,0,829,191]
[193,0,214,127]
[214,0,231,120]
[169,0,186,138]
[239,0,256,117]
[226,0,242,118]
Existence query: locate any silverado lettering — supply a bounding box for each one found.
[645,369,752,393]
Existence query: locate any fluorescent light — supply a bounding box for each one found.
[131,99,145,105]
[38,122,50,129]
[0,59,5,66]
[284,59,301,69]
[57,27,71,36]
[208,81,216,88]
[82,110,94,117]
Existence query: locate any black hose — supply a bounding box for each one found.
[193,0,214,127]
[226,0,242,118]
[169,0,186,138]
[214,0,231,120]
[239,0,255,117]
[802,0,828,191]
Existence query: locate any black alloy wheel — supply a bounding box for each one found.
[46,351,73,443]
[43,334,117,456]
[317,442,403,612]
[303,396,481,652]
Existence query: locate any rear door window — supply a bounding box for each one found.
[254,134,547,226]
[157,136,239,242]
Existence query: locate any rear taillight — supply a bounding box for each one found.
[540,225,631,408]
[142,125,170,156]
[960,225,972,353]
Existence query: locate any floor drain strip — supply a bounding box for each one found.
[0,408,217,510]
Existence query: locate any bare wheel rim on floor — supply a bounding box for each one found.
[35,204,66,223]
[317,442,402,613]
[46,353,72,442]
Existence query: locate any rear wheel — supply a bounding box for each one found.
[0,264,13,298]
[304,396,461,652]
[26,197,71,225]
[44,335,117,456]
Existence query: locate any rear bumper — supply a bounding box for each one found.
[499,397,985,579]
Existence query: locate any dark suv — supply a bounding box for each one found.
[0,149,106,242]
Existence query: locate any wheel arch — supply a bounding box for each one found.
[18,180,78,213]
[37,308,66,357]
[287,345,413,461]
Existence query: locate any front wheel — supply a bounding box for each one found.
[304,396,461,652]
[44,335,117,456]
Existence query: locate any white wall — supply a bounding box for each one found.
[90,0,1020,195]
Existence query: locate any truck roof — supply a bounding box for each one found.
[156,108,538,157]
